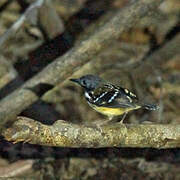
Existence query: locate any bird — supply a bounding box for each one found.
[70,74,158,124]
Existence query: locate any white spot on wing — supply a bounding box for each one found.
[108,91,118,103]
[85,92,91,100]
[130,92,136,97]
[94,92,108,102]
[126,96,132,102]
[124,89,129,94]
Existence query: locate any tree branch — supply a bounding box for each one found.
[0,0,44,48]
[43,34,180,103]
[0,0,163,131]
[38,0,65,38]
[0,159,34,178]
[3,116,180,148]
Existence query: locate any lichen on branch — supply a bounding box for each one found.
[3,117,180,148]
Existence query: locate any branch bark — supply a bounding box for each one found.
[0,55,17,89]
[3,116,180,148]
[0,160,34,178]
[0,0,163,131]
[38,0,65,38]
[0,0,44,48]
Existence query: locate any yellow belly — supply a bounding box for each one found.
[90,104,140,116]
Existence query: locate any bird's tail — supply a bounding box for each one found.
[141,103,159,111]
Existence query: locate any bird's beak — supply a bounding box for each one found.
[70,78,80,84]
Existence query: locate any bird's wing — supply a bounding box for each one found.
[91,84,138,108]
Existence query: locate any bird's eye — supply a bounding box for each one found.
[82,80,87,86]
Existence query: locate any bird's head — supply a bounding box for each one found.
[70,74,103,91]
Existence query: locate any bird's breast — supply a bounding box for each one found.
[88,102,139,116]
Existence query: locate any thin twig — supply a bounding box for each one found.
[0,0,44,48]
[0,55,17,89]
[0,159,34,178]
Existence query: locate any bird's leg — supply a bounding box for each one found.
[119,113,128,134]
[120,112,127,124]
[106,116,119,124]
[85,117,113,134]
[91,116,117,127]
[93,116,116,126]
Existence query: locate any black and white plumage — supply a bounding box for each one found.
[70,74,158,122]
[84,83,138,108]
